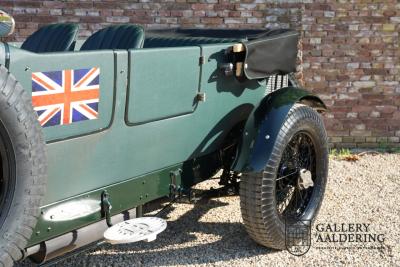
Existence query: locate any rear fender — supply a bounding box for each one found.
[232,86,327,173]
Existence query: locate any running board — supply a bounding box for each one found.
[26,208,137,264]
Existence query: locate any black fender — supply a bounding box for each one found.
[232,86,327,173]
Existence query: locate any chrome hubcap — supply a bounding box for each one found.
[298,169,314,190]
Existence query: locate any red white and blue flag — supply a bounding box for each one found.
[31,68,100,127]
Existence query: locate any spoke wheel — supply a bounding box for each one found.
[240,104,328,250]
[276,132,316,219]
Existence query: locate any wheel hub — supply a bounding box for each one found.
[298,169,313,190]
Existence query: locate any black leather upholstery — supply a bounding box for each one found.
[144,36,243,48]
[80,24,145,51]
[21,23,79,53]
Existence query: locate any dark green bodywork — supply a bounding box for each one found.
[0,41,324,247]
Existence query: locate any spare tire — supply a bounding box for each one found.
[0,65,47,267]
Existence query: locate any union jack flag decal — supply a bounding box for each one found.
[32,68,100,127]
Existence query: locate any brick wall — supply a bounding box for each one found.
[1,0,399,148]
[301,1,400,148]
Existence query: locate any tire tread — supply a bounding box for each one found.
[240,104,328,249]
[0,65,47,267]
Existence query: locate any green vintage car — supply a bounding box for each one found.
[0,11,328,266]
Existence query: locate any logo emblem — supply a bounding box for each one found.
[285,219,311,256]
[32,68,100,127]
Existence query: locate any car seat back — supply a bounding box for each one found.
[21,23,79,53]
[80,24,145,51]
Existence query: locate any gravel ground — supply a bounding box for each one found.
[19,154,400,267]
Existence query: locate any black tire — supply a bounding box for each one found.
[0,65,47,267]
[240,104,328,249]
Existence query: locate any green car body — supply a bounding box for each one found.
[0,34,325,255]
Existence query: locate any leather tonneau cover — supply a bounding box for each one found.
[146,28,299,79]
[243,29,299,79]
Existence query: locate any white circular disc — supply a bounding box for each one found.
[104,217,167,244]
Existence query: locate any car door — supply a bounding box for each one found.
[127,46,201,124]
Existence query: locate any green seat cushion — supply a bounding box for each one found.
[144,36,243,48]
[21,23,79,53]
[80,24,145,51]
